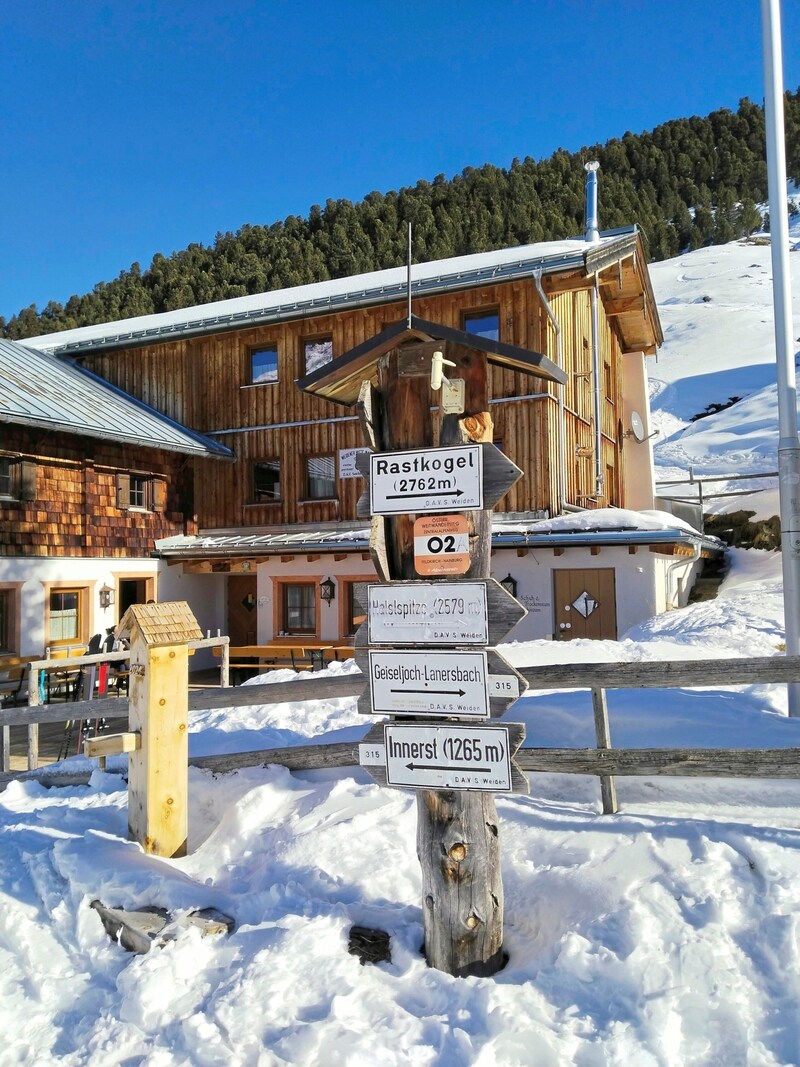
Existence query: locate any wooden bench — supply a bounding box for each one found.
[213,642,354,682]
[0,658,34,706]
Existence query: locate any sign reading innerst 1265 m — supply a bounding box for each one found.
[369,444,483,515]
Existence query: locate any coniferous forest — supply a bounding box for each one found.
[4,92,799,341]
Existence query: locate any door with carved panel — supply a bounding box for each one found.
[227,576,258,645]
[553,568,617,640]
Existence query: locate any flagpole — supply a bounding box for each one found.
[761,0,800,715]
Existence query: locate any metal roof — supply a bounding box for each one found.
[0,339,233,459]
[154,513,722,559]
[297,316,567,407]
[22,230,656,357]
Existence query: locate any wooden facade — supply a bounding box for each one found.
[77,262,650,531]
[0,426,196,558]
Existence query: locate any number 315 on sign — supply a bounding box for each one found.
[413,514,471,575]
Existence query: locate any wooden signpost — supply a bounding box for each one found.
[345,334,534,977]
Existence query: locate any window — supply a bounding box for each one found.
[282,583,316,634]
[250,345,278,384]
[116,473,166,512]
[0,458,11,497]
[345,583,367,637]
[303,336,333,376]
[253,460,281,503]
[463,309,500,343]
[49,589,82,644]
[0,591,10,653]
[604,361,614,400]
[129,475,148,509]
[305,455,336,500]
[0,456,36,501]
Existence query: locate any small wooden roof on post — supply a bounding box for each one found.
[297,314,567,406]
[116,601,203,647]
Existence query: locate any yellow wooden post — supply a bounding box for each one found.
[116,602,203,858]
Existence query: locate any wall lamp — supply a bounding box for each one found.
[99,584,115,609]
[498,573,518,598]
[320,577,336,603]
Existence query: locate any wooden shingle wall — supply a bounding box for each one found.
[0,427,194,557]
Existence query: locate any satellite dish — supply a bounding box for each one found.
[629,411,646,442]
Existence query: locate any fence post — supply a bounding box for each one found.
[591,685,618,814]
[221,639,230,689]
[117,601,203,858]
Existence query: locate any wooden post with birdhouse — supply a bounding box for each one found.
[299,307,564,977]
[111,601,202,858]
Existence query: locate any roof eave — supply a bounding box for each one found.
[35,232,643,358]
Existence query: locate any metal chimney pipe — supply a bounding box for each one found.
[585,161,600,243]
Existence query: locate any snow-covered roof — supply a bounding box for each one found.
[23,230,640,357]
[154,508,722,558]
[0,338,233,459]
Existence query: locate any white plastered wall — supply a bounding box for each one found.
[1,556,160,658]
[256,553,378,641]
[489,546,700,642]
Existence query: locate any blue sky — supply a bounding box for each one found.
[2,0,799,322]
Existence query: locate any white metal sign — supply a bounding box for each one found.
[384,723,513,791]
[367,649,490,717]
[367,582,489,645]
[369,444,483,515]
[339,447,371,480]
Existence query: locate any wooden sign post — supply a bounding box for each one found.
[115,601,203,858]
[357,340,522,977]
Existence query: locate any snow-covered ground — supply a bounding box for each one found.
[4,219,800,1065]
[3,547,800,1066]
[649,201,800,517]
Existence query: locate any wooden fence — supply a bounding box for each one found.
[3,653,800,812]
[1,636,229,774]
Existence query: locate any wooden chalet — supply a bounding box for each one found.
[0,339,232,663]
[21,219,722,654]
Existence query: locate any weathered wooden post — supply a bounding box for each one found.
[85,601,202,858]
[296,314,564,976]
[355,339,529,976]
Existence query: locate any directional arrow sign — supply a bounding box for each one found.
[359,721,528,794]
[356,647,527,718]
[356,444,522,517]
[355,579,527,647]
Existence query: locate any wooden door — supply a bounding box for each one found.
[227,576,258,645]
[553,568,617,640]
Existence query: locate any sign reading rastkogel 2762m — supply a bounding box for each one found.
[369,444,483,515]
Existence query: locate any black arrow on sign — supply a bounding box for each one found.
[391,687,467,697]
[385,489,465,501]
[406,762,492,773]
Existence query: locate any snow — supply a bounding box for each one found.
[5,225,800,1064]
[650,209,800,517]
[4,547,800,1065]
[22,235,598,354]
